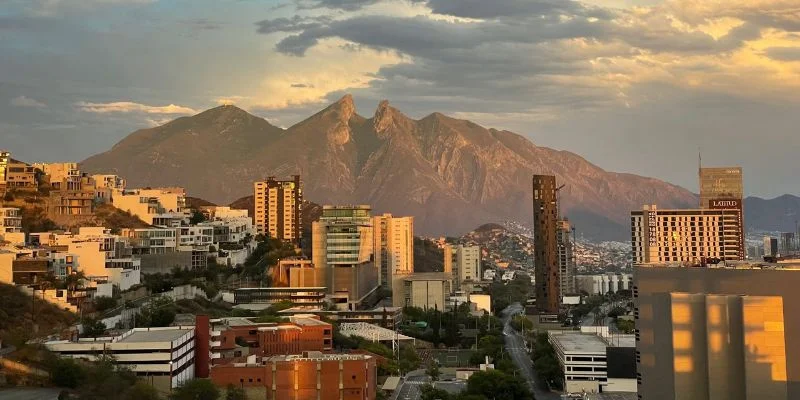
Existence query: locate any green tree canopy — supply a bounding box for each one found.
[169,379,220,400]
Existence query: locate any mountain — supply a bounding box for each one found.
[81,95,697,240]
[745,194,800,233]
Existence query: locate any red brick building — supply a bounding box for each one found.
[210,352,377,400]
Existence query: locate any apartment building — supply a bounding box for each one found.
[443,244,481,291]
[533,174,561,313]
[253,176,302,244]
[634,263,800,400]
[232,287,327,309]
[0,207,22,233]
[312,205,378,309]
[631,205,744,265]
[91,174,126,190]
[558,219,576,295]
[3,157,36,189]
[112,187,187,226]
[47,174,97,216]
[33,162,80,190]
[373,214,414,291]
[575,274,632,295]
[45,326,196,393]
[177,226,213,269]
[209,352,376,400]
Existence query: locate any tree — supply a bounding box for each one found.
[616,319,635,334]
[3,191,14,202]
[398,345,421,374]
[78,357,138,400]
[82,317,107,338]
[93,296,117,313]
[425,360,440,382]
[420,384,451,400]
[225,384,247,400]
[465,370,531,400]
[189,209,207,225]
[169,379,220,400]
[136,297,176,328]
[49,357,86,389]
[65,271,87,295]
[124,382,162,400]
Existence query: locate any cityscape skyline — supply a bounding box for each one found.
[2,0,800,197]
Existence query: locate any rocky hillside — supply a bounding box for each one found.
[81,95,697,240]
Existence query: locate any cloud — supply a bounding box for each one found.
[75,101,197,114]
[22,0,157,17]
[294,0,425,11]
[11,95,46,108]
[765,47,800,61]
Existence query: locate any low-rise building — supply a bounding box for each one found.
[277,307,403,329]
[548,329,636,394]
[112,187,187,226]
[0,207,22,233]
[4,157,36,188]
[272,258,321,288]
[210,352,376,400]
[45,326,196,392]
[575,274,632,295]
[232,287,327,309]
[398,272,453,310]
[33,162,80,190]
[47,174,97,216]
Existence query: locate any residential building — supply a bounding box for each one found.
[91,174,126,191]
[780,232,796,255]
[209,352,376,400]
[3,157,36,189]
[0,151,9,189]
[398,272,452,310]
[765,236,779,257]
[33,162,80,190]
[549,328,635,394]
[312,205,378,309]
[232,287,327,309]
[0,250,15,284]
[11,257,50,285]
[373,214,414,290]
[443,245,481,291]
[533,174,560,313]
[0,208,22,233]
[112,187,187,226]
[699,167,743,210]
[253,176,302,244]
[575,274,632,295]
[634,263,800,400]
[47,174,97,216]
[558,218,576,295]
[631,205,744,265]
[123,228,178,255]
[45,326,196,393]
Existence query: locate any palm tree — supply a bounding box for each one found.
[65,271,87,296]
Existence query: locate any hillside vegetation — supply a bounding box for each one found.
[0,283,76,346]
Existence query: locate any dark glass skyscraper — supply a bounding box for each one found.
[533,174,560,313]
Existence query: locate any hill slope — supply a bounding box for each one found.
[82,95,697,239]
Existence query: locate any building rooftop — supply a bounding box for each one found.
[635,262,800,270]
[550,332,610,354]
[339,323,414,342]
[117,327,192,343]
[586,393,638,400]
[267,352,371,362]
[289,315,330,326]
[403,272,453,281]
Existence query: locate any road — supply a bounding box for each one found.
[0,388,62,400]
[502,303,561,400]
[391,371,429,400]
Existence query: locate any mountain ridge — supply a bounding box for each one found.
[81,95,699,239]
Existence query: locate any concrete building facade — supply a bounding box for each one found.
[112,187,187,226]
[533,174,561,313]
[0,207,22,233]
[576,274,633,295]
[399,272,452,310]
[634,265,800,400]
[631,205,744,265]
[373,214,414,291]
[549,329,636,394]
[443,245,481,292]
[558,219,576,295]
[254,176,302,244]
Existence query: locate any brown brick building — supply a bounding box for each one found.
[533,174,560,313]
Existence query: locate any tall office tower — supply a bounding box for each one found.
[312,205,377,310]
[634,264,800,400]
[373,214,414,290]
[764,236,779,257]
[443,244,481,292]
[699,167,743,209]
[780,232,796,255]
[254,176,302,244]
[557,219,576,295]
[631,205,744,265]
[533,174,560,313]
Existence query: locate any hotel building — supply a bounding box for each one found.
[630,205,744,266]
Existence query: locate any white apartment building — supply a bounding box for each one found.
[0,207,22,233]
[112,187,187,226]
[373,214,414,290]
[630,205,744,266]
[92,174,126,190]
[122,228,179,255]
[575,274,632,295]
[178,226,213,269]
[45,326,196,392]
[444,245,481,291]
[43,227,140,290]
[483,269,497,281]
[549,329,636,394]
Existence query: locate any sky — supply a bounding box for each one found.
[1,0,799,198]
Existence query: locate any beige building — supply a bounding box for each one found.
[635,264,800,400]
[443,245,481,291]
[92,174,126,190]
[254,176,302,244]
[33,162,80,190]
[0,207,22,233]
[112,187,187,226]
[557,219,576,295]
[373,214,414,291]
[3,156,36,189]
[631,205,744,266]
[47,174,97,216]
[312,205,377,309]
[399,272,452,310]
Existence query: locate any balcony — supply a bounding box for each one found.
[211,341,222,348]
[211,330,221,337]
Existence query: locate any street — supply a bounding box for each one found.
[502,303,561,400]
[391,371,429,400]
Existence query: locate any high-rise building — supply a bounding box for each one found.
[780,232,796,255]
[631,205,744,265]
[699,167,743,209]
[0,151,9,188]
[533,174,560,313]
[443,244,481,292]
[557,219,576,295]
[254,176,302,244]
[634,264,800,400]
[373,214,414,291]
[765,236,779,257]
[312,205,377,309]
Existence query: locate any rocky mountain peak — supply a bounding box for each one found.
[373,99,397,134]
